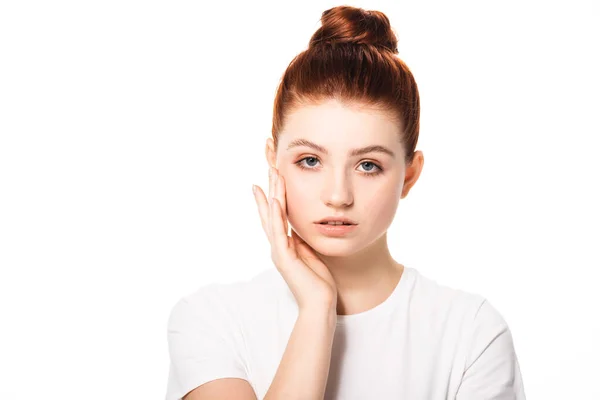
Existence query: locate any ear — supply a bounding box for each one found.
[401,150,424,199]
[265,138,277,169]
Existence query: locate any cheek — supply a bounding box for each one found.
[281,172,315,229]
[361,182,402,224]
[283,179,310,217]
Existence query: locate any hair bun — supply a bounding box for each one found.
[309,6,398,54]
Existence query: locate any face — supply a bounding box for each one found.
[267,98,420,257]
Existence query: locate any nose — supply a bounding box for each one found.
[321,169,354,208]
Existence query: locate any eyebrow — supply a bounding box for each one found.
[286,138,396,159]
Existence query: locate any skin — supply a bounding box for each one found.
[265,98,424,316]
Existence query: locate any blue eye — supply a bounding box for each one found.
[295,156,383,177]
[361,161,378,172]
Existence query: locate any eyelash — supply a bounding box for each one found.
[295,156,384,177]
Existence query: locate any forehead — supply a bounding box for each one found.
[280,99,401,147]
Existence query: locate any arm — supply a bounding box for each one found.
[166,294,254,400]
[183,378,257,400]
[180,307,337,400]
[264,308,337,400]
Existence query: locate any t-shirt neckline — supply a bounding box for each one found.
[335,265,414,326]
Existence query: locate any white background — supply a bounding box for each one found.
[1,0,598,398]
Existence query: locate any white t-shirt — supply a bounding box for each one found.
[165,266,526,399]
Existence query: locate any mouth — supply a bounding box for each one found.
[314,222,358,236]
[317,222,356,226]
[315,217,358,225]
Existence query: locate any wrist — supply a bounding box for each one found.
[298,305,338,327]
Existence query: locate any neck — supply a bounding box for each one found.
[314,231,404,315]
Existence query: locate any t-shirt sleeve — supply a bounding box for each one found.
[164,287,250,400]
[455,299,526,400]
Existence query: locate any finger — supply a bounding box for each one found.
[275,173,289,235]
[253,184,272,243]
[271,175,286,246]
[268,167,275,238]
[268,167,275,205]
[270,198,290,263]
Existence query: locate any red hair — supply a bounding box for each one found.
[271,5,420,165]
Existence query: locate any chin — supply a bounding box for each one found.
[305,235,362,257]
[313,247,358,258]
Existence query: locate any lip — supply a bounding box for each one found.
[314,222,358,237]
[315,217,357,225]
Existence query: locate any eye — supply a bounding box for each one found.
[359,161,379,173]
[295,156,383,177]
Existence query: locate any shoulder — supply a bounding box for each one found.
[407,268,488,321]
[404,267,513,345]
[166,273,274,400]
[407,268,515,357]
[168,267,284,327]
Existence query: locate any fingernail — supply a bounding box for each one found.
[252,185,256,195]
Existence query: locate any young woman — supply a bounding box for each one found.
[166,6,526,400]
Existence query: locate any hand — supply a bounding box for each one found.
[253,167,338,313]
